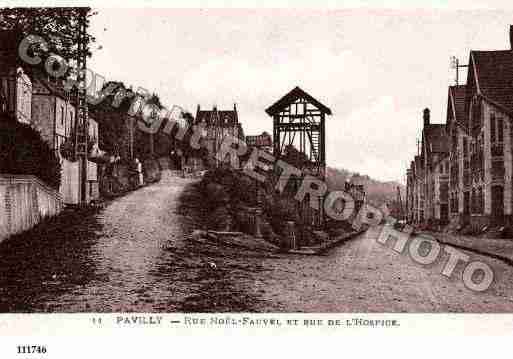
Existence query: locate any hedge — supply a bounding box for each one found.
[0,119,61,190]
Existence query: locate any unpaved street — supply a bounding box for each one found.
[1,175,513,312]
[253,226,513,312]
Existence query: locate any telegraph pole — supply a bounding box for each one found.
[74,8,90,205]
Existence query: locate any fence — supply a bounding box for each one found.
[0,175,63,243]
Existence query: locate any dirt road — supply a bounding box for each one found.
[1,174,513,312]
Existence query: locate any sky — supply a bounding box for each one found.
[87,8,513,183]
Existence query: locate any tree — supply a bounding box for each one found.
[0,7,97,66]
[0,118,61,189]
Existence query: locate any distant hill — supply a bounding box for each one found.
[325,167,406,210]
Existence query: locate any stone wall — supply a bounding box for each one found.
[0,175,63,243]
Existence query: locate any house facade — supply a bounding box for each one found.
[0,66,32,124]
[407,26,513,231]
[30,75,100,204]
[460,49,513,228]
[420,109,450,226]
[446,85,471,227]
[0,31,32,124]
[246,131,272,152]
[195,104,245,167]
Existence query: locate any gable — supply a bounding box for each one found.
[265,86,332,116]
[470,50,513,116]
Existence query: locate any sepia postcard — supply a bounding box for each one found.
[1,1,513,357]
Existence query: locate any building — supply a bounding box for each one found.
[420,109,450,226]
[406,26,513,231]
[0,66,32,124]
[406,166,414,222]
[413,155,425,223]
[446,85,470,227]
[195,104,244,166]
[0,31,32,124]
[0,30,100,205]
[245,131,272,152]
[31,73,100,204]
[344,180,366,214]
[459,45,513,228]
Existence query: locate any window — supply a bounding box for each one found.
[70,112,74,136]
[478,187,484,214]
[498,119,504,142]
[472,97,482,131]
[491,114,503,157]
[492,160,505,181]
[491,113,496,142]
[471,189,477,214]
[61,106,65,126]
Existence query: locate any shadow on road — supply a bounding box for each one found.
[0,207,104,312]
[172,181,273,312]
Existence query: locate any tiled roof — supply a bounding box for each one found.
[449,85,467,128]
[425,124,449,154]
[472,50,513,115]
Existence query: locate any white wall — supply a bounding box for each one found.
[0,175,63,243]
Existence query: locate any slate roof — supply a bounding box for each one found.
[196,107,239,127]
[195,110,215,125]
[265,86,332,116]
[448,85,467,128]
[471,50,513,115]
[414,155,423,173]
[425,124,449,154]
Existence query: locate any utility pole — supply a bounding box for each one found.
[450,56,469,86]
[74,8,90,205]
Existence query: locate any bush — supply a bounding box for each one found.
[0,119,61,189]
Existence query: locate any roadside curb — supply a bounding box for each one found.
[287,229,367,255]
[424,232,513,267]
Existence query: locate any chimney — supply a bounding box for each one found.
[423,108,430,127]
[234,103,237,112]
[510,25,513,50]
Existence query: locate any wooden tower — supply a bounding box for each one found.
[265,86,331,180]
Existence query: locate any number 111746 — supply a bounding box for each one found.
[17,345,47,355]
